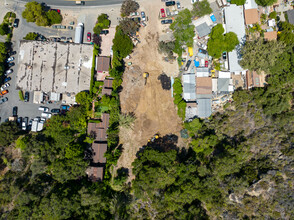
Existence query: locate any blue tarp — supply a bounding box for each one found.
[194,60,200,67]
[210,14,216,23]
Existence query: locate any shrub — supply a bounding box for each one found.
[0,23,10,36]
[46,10,62,24]
[231,0,246,5]
[23,32,38,40]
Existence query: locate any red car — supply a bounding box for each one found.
[87,32,91,42]
[205,60,209,67]
[161,8,166,18]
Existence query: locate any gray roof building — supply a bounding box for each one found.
[195,23,211,38]
[182,74,196,101]
[224,5,246,72]
[287,10,294,25]
[217,78,230,92]
[197,99,212,118]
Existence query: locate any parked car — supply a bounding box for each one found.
[191,0,197,3]
[13,19,19,28]
[141,11,146,21]
[22,121,27,130]
[5,69,13,76]
[100,30,109,35]
[38,106,49,112]
[1,83,10,91]
[52,25,58,29]
[41,112,52,119]
[24,92,29,102]
[198,48,208,55]
[51,108,61,113]
[4,77,11,83]
[222,51,227,60]
[160,8,166,18]
[205,60,209,67]
[68,26,73,30]
[17,117,22,125]
[87,32,91,42]
[176,1,181,9]
[0,97,8,104]
[166,1,175,6]
[9,51,16,56]
[0,90,8,96]
[6,57,14,63]
[13,106,18,117]
[130,12,139,16]
[161,19,173,24]
[8,62,15,67]
[40,118,46,123]
[184,60,192,71]
[60,25,66,29]
[67,37,73,42]
[23,117,28,124]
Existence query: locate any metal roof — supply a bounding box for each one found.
[196,22,211,38]
[244,0,258,10]
[287,10,294,25]
[183,74,196,101]
[217,78,230,92]
[224,5,246,72]
[197,99,212,118]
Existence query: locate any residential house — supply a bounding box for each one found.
[102,78,113,96]
[96,56,110,81]
[197,99,212,118]
[264,31,277,41]
[244,9,259,26]
[86,167,104,182]
[182,74,196,101]
[91,142,107,164]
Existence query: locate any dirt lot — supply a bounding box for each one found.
[116,1,183,180]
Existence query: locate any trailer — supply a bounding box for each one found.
[74,23,84,44]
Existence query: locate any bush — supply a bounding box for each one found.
[19,90,24,101]
[269,11,277,20]
[0,23,10,36]
[255,0,277,6]
[112,28,133,59]
[231,0,246,5]
[97,14,110,29]
[23,32,38,40]
[173,77,186,120]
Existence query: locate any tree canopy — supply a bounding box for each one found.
[120,0,140,16]
[231,0,246,5]
[240,39,285,72]
[23,32,38,40]
[191,0,212,18]
[255,0,277,6]
[112,28,133,59]
[207,24,239,58]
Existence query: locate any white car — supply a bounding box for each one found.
[177,1,181,9]
[6,57,14,62]
[5,69,13,75]
[1,83,10,91]
[38,106,49,112]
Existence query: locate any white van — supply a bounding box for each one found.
[38,106,49,112]
[41,112,52,119]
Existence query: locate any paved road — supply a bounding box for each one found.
[17,0,124,7]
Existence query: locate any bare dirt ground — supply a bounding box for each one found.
[116,1,184,180]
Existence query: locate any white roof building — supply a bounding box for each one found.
[244,0,258,10]
[224,5,246,73]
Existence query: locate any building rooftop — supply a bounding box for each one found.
[224,5,246,73]
[197,99,212,118]
[196,67,209,77]
[264,31,277,41]
[244,0,258,10]
[287,10,294,25]
[104,78,113,88]
[196,77,212,94]
[96,56,110,73]
[182,74,196,101]
[195,22,211,38]
[217,78,230,92]
[245,9,259,25]
[92,142,107,163]
[102,88,112,96]
[86,167,104,182]
[17,40,93,94]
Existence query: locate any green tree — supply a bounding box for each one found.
[46,10,62,24]
[0,23,9,36]
[240,39,285,72]
[207,24,239,58]
[0,122,21,147]
[97,13,110,29]
[23,32,38,40]
[255,0,277,6]
[22,1,49,26]
[119,18,139,35]
[191,0,213,17]
[112,28,133,59]
[278,22,294,45]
